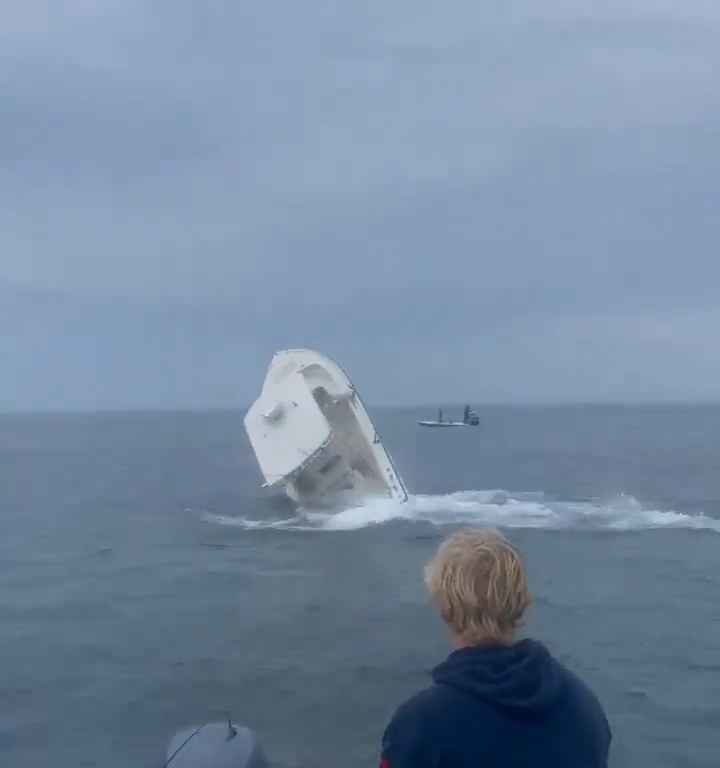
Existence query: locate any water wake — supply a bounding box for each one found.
[202,490,720,533]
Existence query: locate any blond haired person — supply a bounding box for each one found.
[379,529,611,768]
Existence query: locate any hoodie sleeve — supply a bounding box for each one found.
[380,699,439,768]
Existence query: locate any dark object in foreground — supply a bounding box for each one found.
[381,639,611,768]
[164,721,268,768]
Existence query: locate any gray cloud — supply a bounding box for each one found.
[1,1,718,408]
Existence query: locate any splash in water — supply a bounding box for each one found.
[201,490,720,533]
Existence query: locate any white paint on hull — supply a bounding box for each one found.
[244,349,408,506]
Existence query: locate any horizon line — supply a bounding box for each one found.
[2,399,720,417]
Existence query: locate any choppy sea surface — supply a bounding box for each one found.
[2,405,719,767]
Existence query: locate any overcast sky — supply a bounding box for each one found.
[2,1,719,410]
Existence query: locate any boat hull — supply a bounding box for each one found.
[418,421,467,427]
[244,349,408,506]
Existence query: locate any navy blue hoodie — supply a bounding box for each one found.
[380,639,610,768]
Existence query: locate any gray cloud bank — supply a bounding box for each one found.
[1,1,718,409]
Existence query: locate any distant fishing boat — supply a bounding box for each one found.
[418,405,480,428]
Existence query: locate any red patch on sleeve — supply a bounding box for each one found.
[380,760,390,768]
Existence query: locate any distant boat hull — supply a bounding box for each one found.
[418,405,480,428]
[418,420,468,427]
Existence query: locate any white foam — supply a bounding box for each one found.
[202,490,720,534]
[201,513,307,530]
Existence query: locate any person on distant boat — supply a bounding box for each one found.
[379,529,611,768]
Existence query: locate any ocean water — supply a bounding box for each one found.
[1,405,719,767]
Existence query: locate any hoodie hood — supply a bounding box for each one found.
[432,639,564,716]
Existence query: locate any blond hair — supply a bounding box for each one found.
[424,529,531,645]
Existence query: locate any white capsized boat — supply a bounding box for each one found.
[244,349,408,506]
